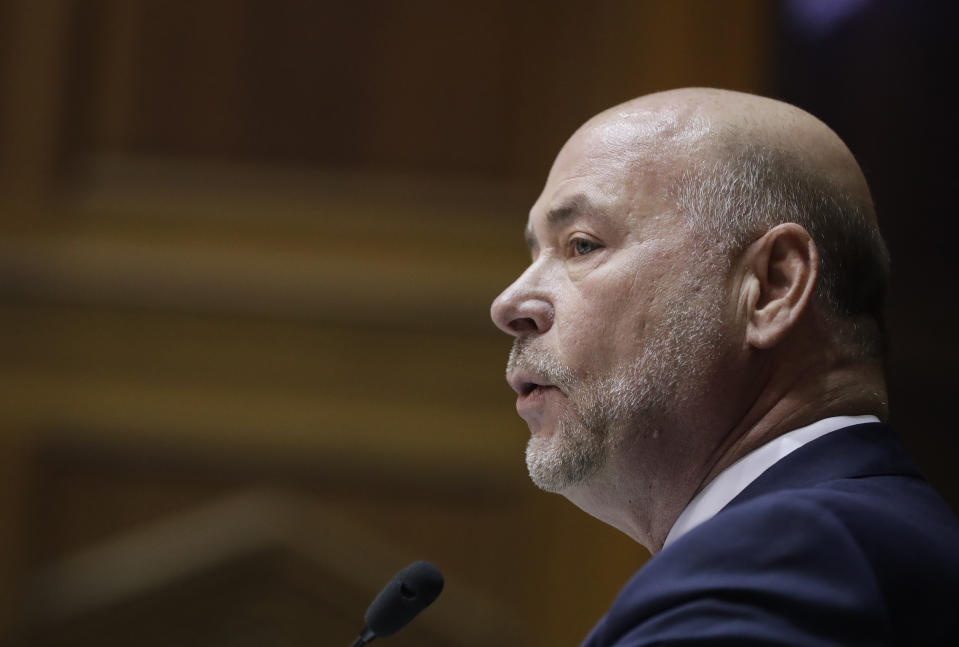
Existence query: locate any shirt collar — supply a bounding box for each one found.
[662,415,881,549]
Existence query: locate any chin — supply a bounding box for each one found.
[525,428,606,494]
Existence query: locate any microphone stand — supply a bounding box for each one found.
[349,627,376,647]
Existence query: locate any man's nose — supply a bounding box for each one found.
[490,270,554,337]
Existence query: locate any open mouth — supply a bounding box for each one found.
[507,371,562,400]
[514,378,558,398]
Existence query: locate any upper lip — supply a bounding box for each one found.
[507,371,554,396]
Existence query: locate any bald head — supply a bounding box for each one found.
[568,88,874,216]
[559,88,889,358]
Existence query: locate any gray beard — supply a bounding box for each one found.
[507,271,725,493]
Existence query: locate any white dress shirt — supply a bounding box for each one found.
[662,415,881,549]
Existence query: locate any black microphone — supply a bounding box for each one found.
[349,561,444,646]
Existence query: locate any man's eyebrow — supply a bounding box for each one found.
[525,195,593,251]
[546,195,590,226]
[546,204,577,226]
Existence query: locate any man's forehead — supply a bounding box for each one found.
[531,140,644,223]
[526,147,675,231]
[521,104,713,247]
[543,113,704,194]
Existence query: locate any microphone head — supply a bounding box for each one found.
[364,561,444,638]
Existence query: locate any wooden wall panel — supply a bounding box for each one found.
[55,0,771,180]
[0,1,773,643]
[0,0,72,199]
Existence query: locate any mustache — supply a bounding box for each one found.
[506,339,576,391]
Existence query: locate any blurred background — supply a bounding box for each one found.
[0,1,956,645]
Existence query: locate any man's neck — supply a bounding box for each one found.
[695,356,888,513]
[663,413,881,549]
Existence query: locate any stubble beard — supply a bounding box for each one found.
[508,272,726,494]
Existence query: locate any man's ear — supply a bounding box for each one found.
[740,223,819,350]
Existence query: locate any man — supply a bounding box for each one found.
[490,88,959,645]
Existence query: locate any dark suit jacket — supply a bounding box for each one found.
[580,423,959,646]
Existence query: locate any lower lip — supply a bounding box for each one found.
[516,385,562,415]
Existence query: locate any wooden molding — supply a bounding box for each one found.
[1,157,533,333]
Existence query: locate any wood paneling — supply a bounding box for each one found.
[0,1,773,643]
[54,0,772,179]
[0,0,72,199]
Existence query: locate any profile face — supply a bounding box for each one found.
[490,120,728,493]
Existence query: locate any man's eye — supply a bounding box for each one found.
[571,237,601,256]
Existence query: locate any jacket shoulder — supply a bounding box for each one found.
[583,482,959,646]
